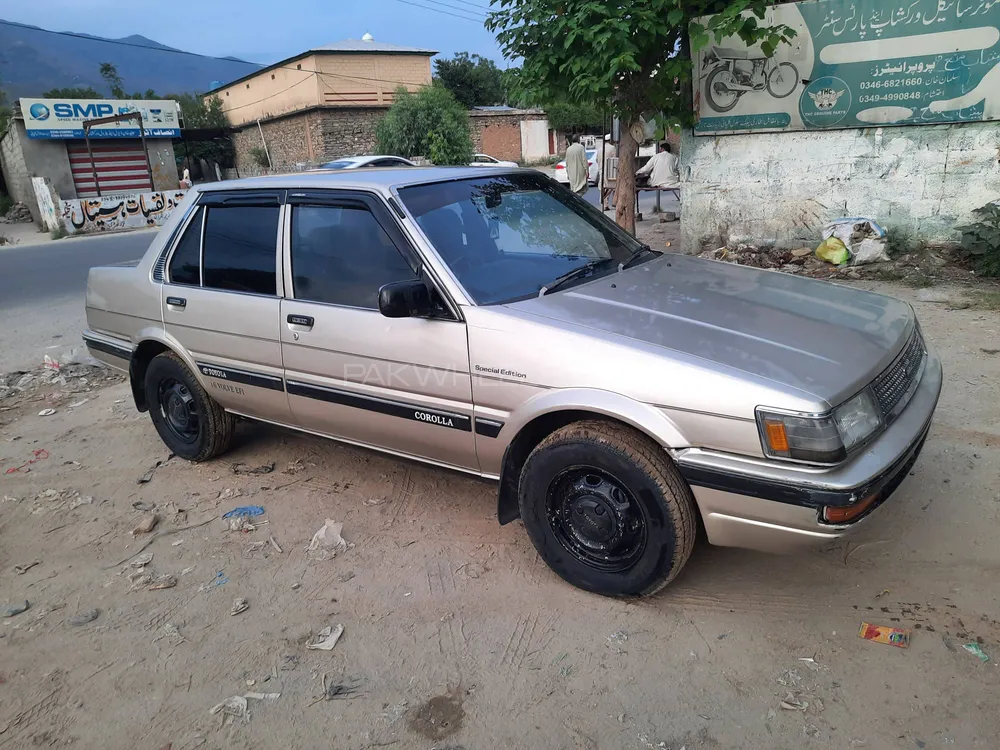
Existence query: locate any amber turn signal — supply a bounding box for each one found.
[823,492,880,523]
[763,418,790,452]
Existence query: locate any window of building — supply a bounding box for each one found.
[202,206,279,295]
[167,207,204,286]
[290,205,417,308]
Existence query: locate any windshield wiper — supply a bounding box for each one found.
[618,243,662,272]
[539,259,613,296]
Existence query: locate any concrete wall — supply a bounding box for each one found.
[147,140,180,192]
[212,52,431,128]
[0,120,74,223]
[680,122,1000,251]
[60,189,188,234]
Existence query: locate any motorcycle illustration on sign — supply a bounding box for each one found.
[702,45,800,112]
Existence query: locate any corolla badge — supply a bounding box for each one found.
[29,103,50,121]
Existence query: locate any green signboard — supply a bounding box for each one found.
[694,0,1000,135]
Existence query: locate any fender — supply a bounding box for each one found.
[128,327,202,410]
[493,387,689,524]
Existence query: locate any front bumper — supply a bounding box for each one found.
[676,348,942,554]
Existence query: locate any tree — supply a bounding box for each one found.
[42,86,102,99]
[99,62,127,99]
[170,94,234,167]
[539,101,604,133]
[434,52,506,109]
[488,0,795,232]
[376,84,474,165]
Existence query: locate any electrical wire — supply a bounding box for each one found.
[385,0,484,22]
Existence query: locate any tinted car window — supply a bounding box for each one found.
[399,173,641,304]
[291,205,417,309]
[168,207,203,286]
[202,206,279,295]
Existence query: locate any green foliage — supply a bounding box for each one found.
[434,52,506,108]
[541,101,604,132]
[957,202,1000,277]
[169,94,234,166]
[42,86,102,99]
[248,146,271,169]
[884,225,921,258]
[99,62,127,99]
[50,224,68,241]
[487,0,795,126]
[376,85,474,165]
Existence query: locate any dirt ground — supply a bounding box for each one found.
[2,272,999,749]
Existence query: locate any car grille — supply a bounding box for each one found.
[872,329,926,422]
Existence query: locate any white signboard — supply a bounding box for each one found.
[21,98,181,139]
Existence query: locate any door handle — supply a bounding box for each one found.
[287,314,314,331]
[166,296,187,309]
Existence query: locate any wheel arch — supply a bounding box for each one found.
[495,391,687,525]
[128,329,199,412]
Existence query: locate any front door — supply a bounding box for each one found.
[279,191,477,471]
[161,190,290,424]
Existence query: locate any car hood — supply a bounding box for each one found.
[506,254,914,407]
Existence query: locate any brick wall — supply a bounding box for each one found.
[468,111,552,163]
[313,108,384,161]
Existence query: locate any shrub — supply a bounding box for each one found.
[376,84,473,166]
[957,202,1000,277]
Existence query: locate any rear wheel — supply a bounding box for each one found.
[144,352,235,461]
[767,62,799,98]
[705,67,741,112]
[517,420,696,597]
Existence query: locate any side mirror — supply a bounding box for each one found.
[378,279,433,318]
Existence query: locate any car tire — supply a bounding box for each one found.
[144,352,235,462]
[517,420,696,597]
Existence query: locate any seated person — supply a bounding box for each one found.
[636,142,679,189]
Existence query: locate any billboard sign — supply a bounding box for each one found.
[21,99,181,139]
[693,0,1000,135]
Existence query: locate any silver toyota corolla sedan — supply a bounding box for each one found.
[83,168,942,597]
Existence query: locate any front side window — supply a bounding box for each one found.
[398,173,642,305]
[167,207,203,285]
[202,206,279,295]
[290,205,417,309]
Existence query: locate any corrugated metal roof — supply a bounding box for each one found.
[311,39,436,54]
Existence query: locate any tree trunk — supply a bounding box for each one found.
[615,123,638,234]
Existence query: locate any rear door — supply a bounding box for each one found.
[161,190,290,424]
[279,190,477,471]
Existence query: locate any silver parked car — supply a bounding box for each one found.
[83,168,941,597]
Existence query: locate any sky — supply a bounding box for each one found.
[4,0,507,68]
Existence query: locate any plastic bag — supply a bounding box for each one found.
[822,217,889,265]
[816,237,850,265]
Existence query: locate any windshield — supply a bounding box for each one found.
[397,173,643,304]
[321,160,355,169]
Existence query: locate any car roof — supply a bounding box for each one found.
[198,167,528,193]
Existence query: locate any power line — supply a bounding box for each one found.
[220,73,318,113]
[409,0,488,18]
[442,0,493,10]
[385,0,484,22]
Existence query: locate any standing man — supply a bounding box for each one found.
[565,134,590,196]
[594,134,616,211]
[635,142,680,189]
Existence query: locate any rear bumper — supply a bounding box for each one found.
[676,348,942,554]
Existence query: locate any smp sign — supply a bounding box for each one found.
[21,98,181,140]
[693,0,1000,135]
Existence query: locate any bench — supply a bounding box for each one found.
[636,186,681,214]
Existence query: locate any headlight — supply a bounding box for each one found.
[757,388,883,465]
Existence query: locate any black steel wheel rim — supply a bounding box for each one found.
[158,377,199,444]
[546,467,647,572]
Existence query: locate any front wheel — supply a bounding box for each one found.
[144,352,235,461]
[517,420,697,597]
[767,62,799,98]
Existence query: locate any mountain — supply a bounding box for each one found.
[0,20,260,99]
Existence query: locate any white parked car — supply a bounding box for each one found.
[314,155,417,170]
[554,149,600,185]
[470,153,519,168]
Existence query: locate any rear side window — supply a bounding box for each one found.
[202,206,280,295]
[290,205,417,308]
[167,207,203,286]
